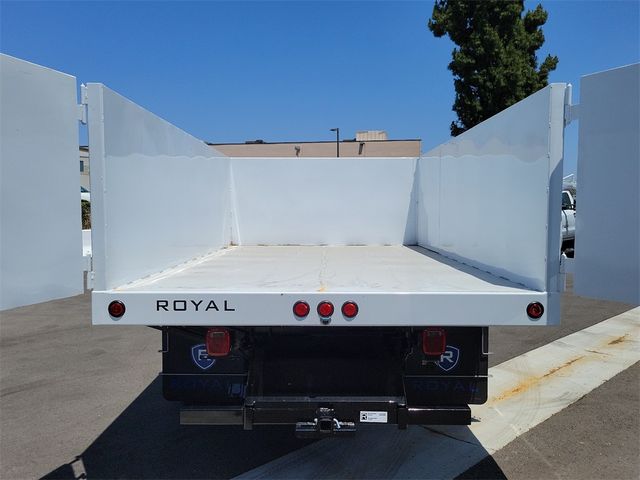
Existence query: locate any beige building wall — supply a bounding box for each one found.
[210,139,421,158]
[356,130,387,141]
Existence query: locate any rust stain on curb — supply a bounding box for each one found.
[491,355,585,403]
[607,334,628,345]
[585,349,609,356]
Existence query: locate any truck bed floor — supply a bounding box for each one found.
[117,245,530,294]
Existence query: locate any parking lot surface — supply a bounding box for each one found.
[0,283,637,479]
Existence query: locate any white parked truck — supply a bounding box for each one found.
[86,81,564,435]
[1,55,638,437]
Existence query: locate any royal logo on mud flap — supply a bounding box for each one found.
[191,344,216,370]
[436,345,460,372]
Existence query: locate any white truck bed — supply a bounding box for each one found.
[92,245,552,327]
[87,81,565,327]
[119,245,527,294]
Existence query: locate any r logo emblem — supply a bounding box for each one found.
[436,345,460,372]
[191,344,216,370]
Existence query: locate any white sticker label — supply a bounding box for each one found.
[359,411,388,423]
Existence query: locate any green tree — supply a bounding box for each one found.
[428,0,559,136]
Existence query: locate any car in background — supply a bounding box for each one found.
[561,188,576,255]
[81,187,90,202]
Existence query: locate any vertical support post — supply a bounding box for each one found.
[330,127,340,157]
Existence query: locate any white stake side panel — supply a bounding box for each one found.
[230,157,418,245]
[0,54,83,311]
[418,84,566,292]
[87,84,231,291]
[575,64,640,305]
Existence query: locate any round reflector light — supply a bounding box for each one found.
[293,301,310,317]
[108,300,126,318]
[317,301,334,318]
[341,301,359,318]
[526,302,544,319]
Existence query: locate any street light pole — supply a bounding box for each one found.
[330,128,340,157]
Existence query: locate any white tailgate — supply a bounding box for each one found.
[574,64,639,305]
[0,54,83,310]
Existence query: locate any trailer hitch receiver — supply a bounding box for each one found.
[295,407,356,438]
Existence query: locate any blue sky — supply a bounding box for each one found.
[1,1,638,173]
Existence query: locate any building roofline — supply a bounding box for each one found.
[207,138,421,146]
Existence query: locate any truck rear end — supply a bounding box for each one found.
[87,82,566,436]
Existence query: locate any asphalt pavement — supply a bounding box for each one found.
[0,281,637,479]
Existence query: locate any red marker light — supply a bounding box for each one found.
[293,301,310,317]
[206,327,231,357]
[527,302,544,319]
[422,327,446,356]
[341,301,359,318]
[108,300,126,318]
[317,301,334,318]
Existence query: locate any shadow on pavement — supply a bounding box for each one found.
[42,377,316,479]
[41,374,508,480]
[456,455,508,480]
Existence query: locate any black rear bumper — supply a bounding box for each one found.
[180,396,471,435]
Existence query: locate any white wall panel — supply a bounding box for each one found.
[87,84,230,290]
[417,84,566,292]
[230,157,418,245]
[575,64,639,304]
[0,54,83,310]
